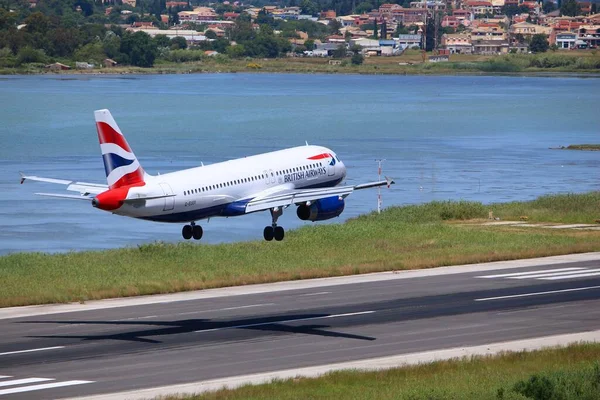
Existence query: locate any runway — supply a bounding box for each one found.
[1,253,600,399]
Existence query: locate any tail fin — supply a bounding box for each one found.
[94,109,146,189]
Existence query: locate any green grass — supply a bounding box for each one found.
[566,144,600,151]
[3,50,599,76]
[165,343,600,400]
[1,193,599,307]
[490,192,600,224]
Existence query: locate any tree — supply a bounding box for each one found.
[153,34,171,47]
[542,1,557,13]
[300,0,318,16]
[332,44,347,58]
[560,0,581,16]
[425,16,435,51]
[395,22,409,36]
[355,2,373,13]
[304,38,314,50]
[529,34,549,53]
[171,36,187,49]
[16,46,47,65]
[255,10,274,26]
[120,30,157,67]
[205,29,217,39]
[373,20,378,39]
[351,52,363,64]
[328,18,341,35]
[226,43,245,58]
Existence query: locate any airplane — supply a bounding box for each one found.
[21,109,394,242]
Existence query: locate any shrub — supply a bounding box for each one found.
[165,49,205,63]
[16,46,47,66]
[246,62,262,69]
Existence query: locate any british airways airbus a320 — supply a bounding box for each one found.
[21,109,393,241]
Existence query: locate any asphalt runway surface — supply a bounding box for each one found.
[1,255,600,399]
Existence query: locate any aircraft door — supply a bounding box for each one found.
[159,183,175,211]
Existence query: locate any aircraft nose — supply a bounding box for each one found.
[338,160,347,179]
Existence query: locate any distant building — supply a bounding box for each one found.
[510,22,552,42]
[46,62,71,71]
[320,10,336,20]
[104,58,118,68]
[472,39,509,54]
[441,33,472,53]
[555,32,577,49]
[395,34,422,49]
[578,25,600,48]
[178,7,217,22]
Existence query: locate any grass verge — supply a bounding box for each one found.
[165,343,600,400]
[1,50,599,75]
[565,144,600,151]
[1,192,599,308]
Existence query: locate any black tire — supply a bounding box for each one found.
[192,225,203,240]
[182,225,193,240]
[274,226,285,241]
[263,226,274,241]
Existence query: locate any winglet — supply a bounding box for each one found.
[19,172,26,184]
[385,176,395,188]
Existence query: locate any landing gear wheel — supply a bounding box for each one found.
[263,226,274,241]
[274,226,285,241]
[182,225,193,240]
[192,225,203,240]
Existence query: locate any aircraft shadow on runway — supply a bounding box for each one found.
[20,280,600,345]
[22,314,377,344]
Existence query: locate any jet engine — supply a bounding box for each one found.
[296,196,345,221]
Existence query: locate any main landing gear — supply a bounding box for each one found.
[264,207,285,241]
[182,222,203,240]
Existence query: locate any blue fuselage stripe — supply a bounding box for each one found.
[139,176,344,223]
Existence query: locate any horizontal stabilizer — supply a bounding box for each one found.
[122,194,176,203]
[35,193,94,201]
[20,173,107,195]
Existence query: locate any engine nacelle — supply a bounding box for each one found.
[296,196,345,221]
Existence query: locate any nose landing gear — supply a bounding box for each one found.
[182,222,203,240]
[264,207,285,241]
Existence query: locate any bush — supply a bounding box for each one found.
[0,47,16,67]
[165,49,205,63]
[351,52,364,65]
[16,46,47,66]
[246,62,262,69]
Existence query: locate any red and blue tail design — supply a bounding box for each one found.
[95,109,145,189]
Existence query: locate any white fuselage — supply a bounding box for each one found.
[117,145,346,223]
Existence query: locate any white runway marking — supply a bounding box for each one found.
[0,378,52,388]
[175,303,276,317]
[475,285,600,302]
[195,311,375,333]
[0,380,93,396]
[298,292,332,297]
[542,271,600,281]
[0,346,65,356]
[477,268,584,279]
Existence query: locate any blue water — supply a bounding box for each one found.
[0,74,599,254]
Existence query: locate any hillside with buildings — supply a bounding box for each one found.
[0,0,598,70]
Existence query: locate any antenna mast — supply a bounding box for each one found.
[375,159,386,213]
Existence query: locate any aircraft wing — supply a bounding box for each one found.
[245,177,394,214]
[20,173,108,196]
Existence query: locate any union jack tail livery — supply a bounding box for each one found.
[95,109,146,189]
